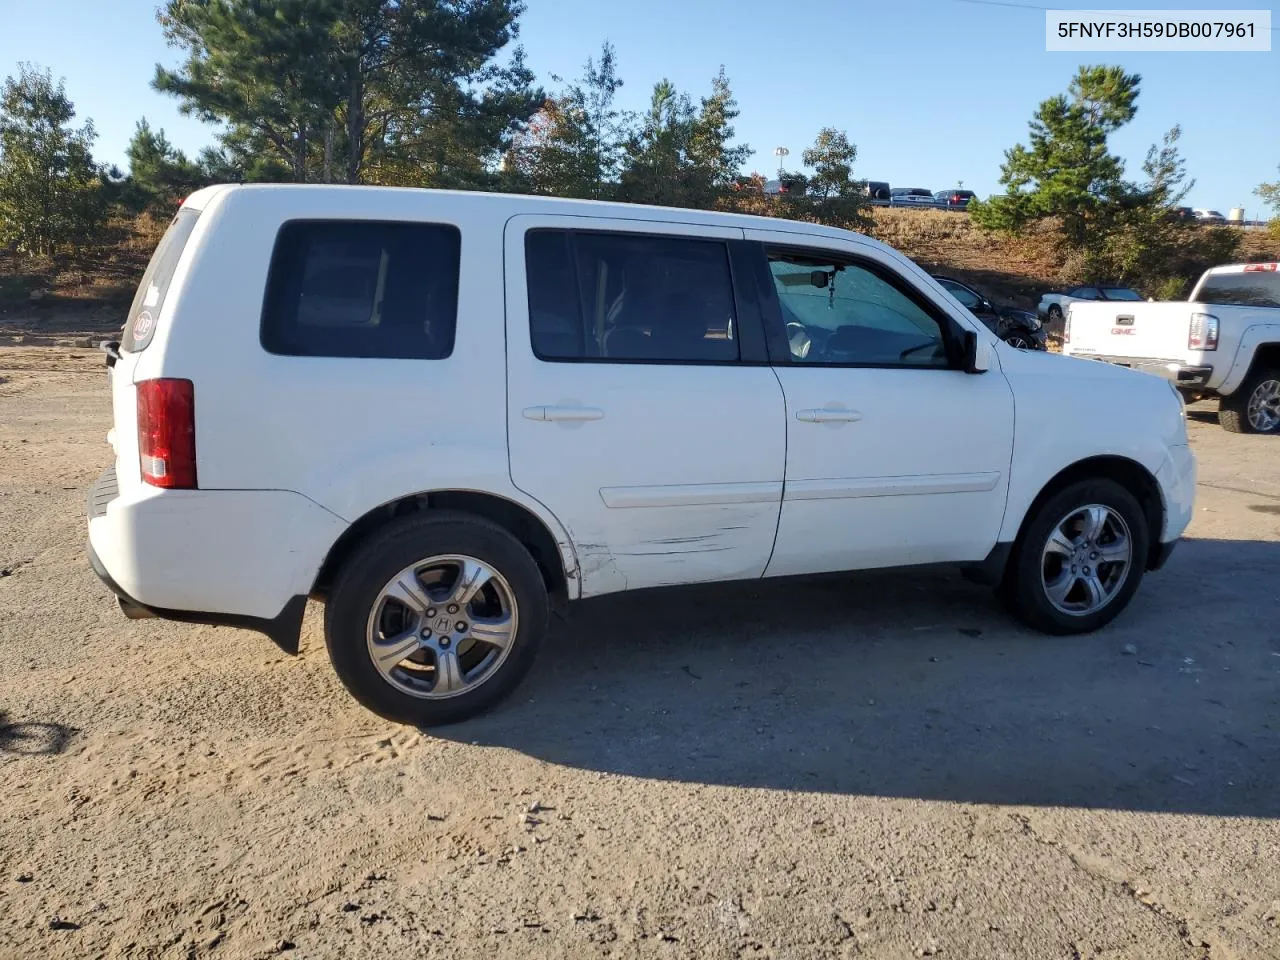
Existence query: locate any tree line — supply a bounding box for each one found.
[1,0,1275,295]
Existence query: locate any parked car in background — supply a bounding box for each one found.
[1194,209,1227,224]
[864,180,891,201]
[935,189,976,207]
[87,183,1194,725]
[1063,262,1280,433]
[933,276,1046,350]
[1038,285,1145,326]
[890,187,935,206]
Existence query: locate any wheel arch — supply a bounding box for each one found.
[311,489,578,607]
[1007,456,1165,572]
[1220,341,1280,397]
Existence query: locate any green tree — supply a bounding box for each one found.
[124,118,204,213]
[506,41,628,198]
[1258,166,1280,237]
[0,64,104,256]
[797,127,870,228]
[154,0,542,187]
[617,70,749,209]
[970,65,1139,246]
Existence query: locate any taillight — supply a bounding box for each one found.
[1244,263,1278,272]
[1188,312,1218,351]
[137,378,197,488]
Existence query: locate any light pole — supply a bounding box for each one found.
[773,146,789,182]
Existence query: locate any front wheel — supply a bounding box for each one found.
[1219,369,1280,434]
[324,512,549,726]
[1003,332,1035,350]
[1001,479,1149,635]
[1046,304,1063,329]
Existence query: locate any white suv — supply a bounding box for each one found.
[88,185,1196,725]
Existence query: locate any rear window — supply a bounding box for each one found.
[122,207,201,352]
[1101,287,1143,301]
[261,220,461,359]
[1197,271,1280,308]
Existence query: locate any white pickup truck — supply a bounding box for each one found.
[1063,262,1280,433]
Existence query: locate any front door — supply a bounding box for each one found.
[504,215,787,596]
[743,229,1016,578]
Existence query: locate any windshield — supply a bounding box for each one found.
[1102,288,1143,301]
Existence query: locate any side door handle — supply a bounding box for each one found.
[523,405,605,422]
[796,408,862,423]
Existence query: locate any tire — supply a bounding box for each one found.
[324,511,549,726]
[1047,304,1063,328]
[1003,333,1033,350]
[1218,369,1280,434]
[1001,479,1149,635]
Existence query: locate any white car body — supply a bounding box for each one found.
[1038,285,1145,321]
[1061,262,1280,431]
[86,185,1195,719]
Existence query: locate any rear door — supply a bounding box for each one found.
[504,215,787,597]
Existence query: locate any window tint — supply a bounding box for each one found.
[768,251,949,367]
[1070,287,1101,299]
[1101,287,1143,301]
[1197,270,1280,308]
[123,207,201,352]
[526,229,738,363]
[261,220,460,359]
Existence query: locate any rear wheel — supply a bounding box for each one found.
[324,512,549,726]
[1001,479,1149,635]
[1219,369,1280,434]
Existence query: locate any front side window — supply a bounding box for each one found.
[768,251,949,367]
[261,220,460,359]
[1070,287,1101,299]
[525,229,738,363]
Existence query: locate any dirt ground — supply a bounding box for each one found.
[1,345,1278,960]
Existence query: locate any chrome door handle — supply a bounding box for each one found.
[796,408,862,423]
[523,405,605,422]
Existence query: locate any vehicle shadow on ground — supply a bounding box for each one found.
[446,538,1280,818]
[0,710,77,756]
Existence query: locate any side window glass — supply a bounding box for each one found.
[261,220,460,359]
[525,230,739,363]
[941,280,981,309]
[768,252,949,367]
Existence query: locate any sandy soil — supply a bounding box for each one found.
[1,347,1278,960]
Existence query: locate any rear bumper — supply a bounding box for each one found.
[86,465,345,650]
[1070,353,1214,389]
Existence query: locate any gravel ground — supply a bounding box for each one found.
[1,347,1278,960]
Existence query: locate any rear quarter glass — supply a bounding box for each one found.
[122,207,202,352]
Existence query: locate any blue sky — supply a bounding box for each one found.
[1,0,1275,214]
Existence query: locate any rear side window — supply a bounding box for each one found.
[123,207,201,352]
[525,229,739,363]
[261,220,460,359]
[1197,271,1280,308]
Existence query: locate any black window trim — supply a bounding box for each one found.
[521,226,772,367]
[753,241,971,371]
[259,216,462,361]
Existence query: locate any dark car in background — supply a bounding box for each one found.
[933,275,1047,350]
[935,189,976,207]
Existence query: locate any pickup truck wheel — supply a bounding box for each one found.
[324,512,549,726]
[1219,370,1280,434]
[1002,479,1149,635]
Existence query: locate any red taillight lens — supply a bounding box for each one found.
[137,378,197,488]
[1188,313,1218,352]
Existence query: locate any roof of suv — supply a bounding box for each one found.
[182,182,889,252]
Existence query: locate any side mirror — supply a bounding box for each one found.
[980,299,994,312]
[963,330,990,374]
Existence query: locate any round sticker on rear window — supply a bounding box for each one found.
[133,310,155,341]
